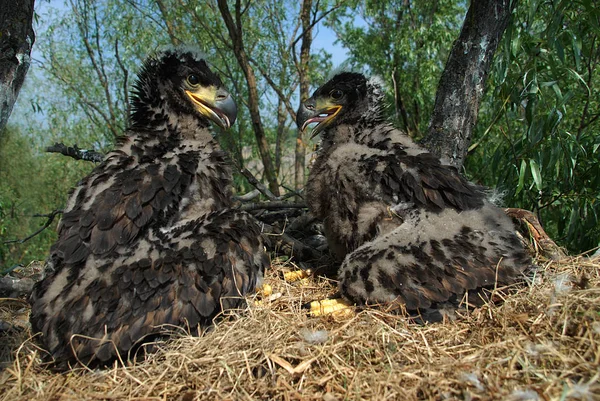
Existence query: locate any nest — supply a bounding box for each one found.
[1,255,599,401]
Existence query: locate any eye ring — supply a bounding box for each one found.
[330,89,343,100]
[187,74,200,86]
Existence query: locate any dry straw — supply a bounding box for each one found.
[1,255,599,401]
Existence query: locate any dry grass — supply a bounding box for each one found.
[1,255,599,401]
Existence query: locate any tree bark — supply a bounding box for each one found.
[420,0,515,169]
[295,0,313,195]
[217,0,280,196]
[0,0,35,135]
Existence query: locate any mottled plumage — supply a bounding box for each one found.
[30,48,269,369]
[297,72,531,314]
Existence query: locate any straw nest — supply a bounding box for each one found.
[1,254,599,401]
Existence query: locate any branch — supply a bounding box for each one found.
[236,166,278,201]
[240,201,307,212]
[217,0,280,196]
[3,210,63,244]
[504,208,567,261]
[114,38,130,122]
[280,186,304,200]
[154,0,183,45]
[70,0,120,139]
[46,142,105,163]
[43,60,116,136]
[247,55,298,121]
[290,2,344,51]
[260,221,323,262]
[234,189,261,202]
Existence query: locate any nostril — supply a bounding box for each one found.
[305,104,315,111]
[216,94,228,101]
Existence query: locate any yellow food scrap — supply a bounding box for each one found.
[283,269,312,282]
[308,298,354,318]
[260,283,273,297]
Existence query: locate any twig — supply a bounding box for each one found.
[240,201,307,212]
[280,185,304,200]
[260,222,322,262]
[287,213,319,233]
[236,167,278,201]
[46,143,105,163]
[234,189,261,202]
[4,210,63,244]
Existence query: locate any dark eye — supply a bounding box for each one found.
[330,89,343,100]
[187,74,200,86]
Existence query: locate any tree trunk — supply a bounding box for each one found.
[420,0,515,169]
[295,0,313,195]
[217,0,280,196]
[0,0,35,135]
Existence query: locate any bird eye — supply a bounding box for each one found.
[187,74,200,86]
[330,89,343,100]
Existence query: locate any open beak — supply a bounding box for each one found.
[296,98,342,139]
[186,86,237,129]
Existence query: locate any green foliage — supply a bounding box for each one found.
[0,126,92,272]
[468,0,600,253]
[330,0,466,137]
[6,0,598,262]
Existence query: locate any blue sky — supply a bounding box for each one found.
[28,0,350,68]
[12,0,351,135]
[13,0,350,126]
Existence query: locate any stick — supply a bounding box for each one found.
[3,210,63,244]
[46,142,105,163]
[240,201,306,212]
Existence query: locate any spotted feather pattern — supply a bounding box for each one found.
[303,73,531,312]
[29,48,269,369]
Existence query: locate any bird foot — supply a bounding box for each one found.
[304,298,355,318]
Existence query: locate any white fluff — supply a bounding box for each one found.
[299,328,329,344]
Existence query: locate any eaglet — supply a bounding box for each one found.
[29,47,270,369]
[297,72,531,317]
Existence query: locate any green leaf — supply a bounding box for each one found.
[530,159,542,191]
[516,159,527,195]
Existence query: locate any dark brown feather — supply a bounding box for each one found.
[302,73,531,315]
[29,49,270,370]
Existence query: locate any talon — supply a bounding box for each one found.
[305,298,354,317]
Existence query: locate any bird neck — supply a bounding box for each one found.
[320,119,388,150]
[120,121,218,163]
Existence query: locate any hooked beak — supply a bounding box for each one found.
[296,97,342,139]
[186,86,237,129]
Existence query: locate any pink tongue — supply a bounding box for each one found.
[302,116,324,131]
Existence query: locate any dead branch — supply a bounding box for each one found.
[234,189,261,202]
[3,209,63,245]
[260,221,323,263]
[280,186,304,200]
[236,166,278,201]
[240,201,306,212]
[505,207,567,261]
[0,276,35,297]
[46,142,104,163]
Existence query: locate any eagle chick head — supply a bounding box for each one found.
[130,47,237,130]
[297,72,385,138]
